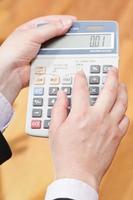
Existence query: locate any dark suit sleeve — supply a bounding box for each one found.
[0,132,12,165]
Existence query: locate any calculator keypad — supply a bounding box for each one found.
[30,64,113,132]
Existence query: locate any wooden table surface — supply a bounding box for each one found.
[0,0,133,199]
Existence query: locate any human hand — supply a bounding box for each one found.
[0,15,76,104]
[49,68,129,192]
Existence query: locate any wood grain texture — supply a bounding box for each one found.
[0,0,133,200]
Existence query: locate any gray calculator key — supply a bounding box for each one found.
[68,98,71,107]
[48,98,57,106]
[34,87,44,96]
[47,109,52,118]
[49,87,59,95]
[89,87,99,95]
[90,101,95,106]
[44,120,50,129]
[33,98,43,106]
[62,87,72,95]
[67,108,70,114]
[91,97,97,102]
[102,76,107,84]
[32,109,42,118]
[103,65,113,73]
[90,97,97,106]
[89,76,100,84]
[90,65,101,73]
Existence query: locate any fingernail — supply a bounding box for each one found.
[57,90,63,99]
[36,21,49,27]
[77,70,85,76]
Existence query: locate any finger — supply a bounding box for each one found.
[111,83,128,123]
[50,90,68,131]
[24,20,74,44]
[71,71,90,114]
[94,67,119,115]
[119,115,130,136]
[16,15,77,30]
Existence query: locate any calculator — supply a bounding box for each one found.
[26,21,119,137]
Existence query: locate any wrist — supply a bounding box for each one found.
[0,47,15,70]
[0,69,21,104]
[55,169,100,192]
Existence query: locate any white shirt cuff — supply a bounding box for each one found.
[45,178,98,200]
[0,93,13,132]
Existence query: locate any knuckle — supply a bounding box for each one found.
[71,111,89,128]
[119,95,128,107]
[112,127,122,142]
[93,111,104,124]
[52,22,63,33]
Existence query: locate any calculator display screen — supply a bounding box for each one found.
[43,33,114,50]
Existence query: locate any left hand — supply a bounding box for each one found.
[0,15,76,104]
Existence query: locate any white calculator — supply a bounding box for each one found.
[26,21,119,137]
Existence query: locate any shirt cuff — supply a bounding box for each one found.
[45,178,98,200]
[0,93,13,132]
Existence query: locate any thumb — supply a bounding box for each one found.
[24,19,73,44]
[50,90,68,131]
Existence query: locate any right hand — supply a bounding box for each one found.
[49,68,129,192]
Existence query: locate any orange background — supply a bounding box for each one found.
[0,0,133,199]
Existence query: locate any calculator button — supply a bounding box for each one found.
[89,76,100,84]
[33,98,43,106]
[89,87,99,95]
[47,109,52,118]
[102,76,107,84]
[90,65,101,73]
[44,120,50,129]
[103,65,113,73]
[32,109,42,118]
[33,88,44,96]
[31,120,41,129]
[67,108,71,114]
[50,75,60,85]
[48,98,57,106]
[62,87,71,95]
[90,97,97,106]
[68,98,71,107]
[90,101,95,106]
[62,76,72,85]
[34,76,45,85]
[35,66,46,75]
[49,87,59,96]
[91,97,97,102]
